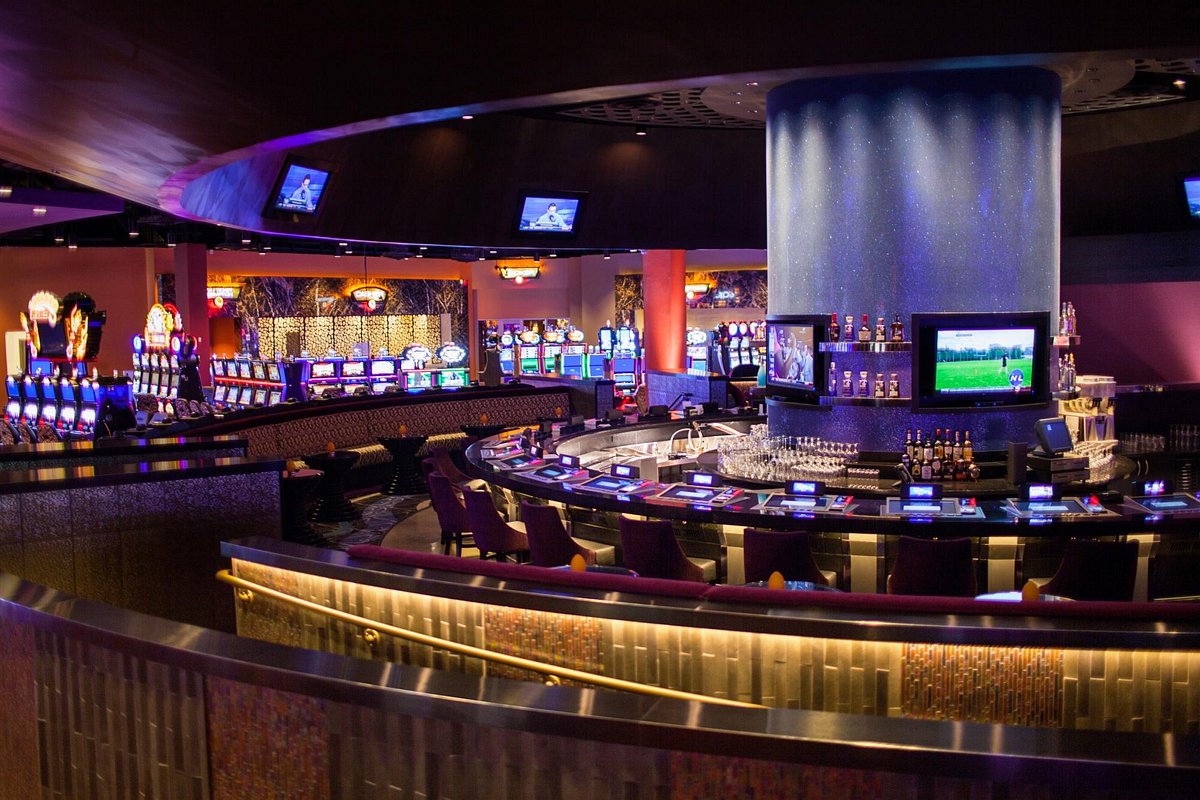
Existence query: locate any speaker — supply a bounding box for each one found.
[1007,441,1028,486]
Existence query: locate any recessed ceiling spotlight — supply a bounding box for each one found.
[53,232,64,244]
[746,81,759,86]
[461,114,474,120]
[549,252,557,258]
[603,251,611,260]
[0,186,11,198]
[489,249,497,254]
[241,236,252,244]
[32,206,47,216]
[635,124,648,136]
[419,245,428,250]
[1174,78,1187,90]
[338,242,349,247]
[415,253,423,258]
[630,249,639,253]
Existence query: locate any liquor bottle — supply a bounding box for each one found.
[963,430,973,463]
[890,314,904,342]
[1067,353,1077,392]
[920,454,932,481]
[922,430,933,462]
[842,370,853,396]
[845,315,854,344]
[952,430,963,461]
[1059,301,1068,336]
[934,428,943,461]
[874,372,884,398]
[1067,301,1077,335]
[858,314,871,342]
[888,372,899,398]
[829,314,840,343]
[954,458,966,482]
[904,429,914,461]
[858,370,869,396]
[874,316,886,342]
[829,360,838,396]
[930,451,942,480]
[913,429,923,462]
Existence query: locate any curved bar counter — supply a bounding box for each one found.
[3,568,1196,798]
[463,416,1200,595]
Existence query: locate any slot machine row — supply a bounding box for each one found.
[5,369,117,439]
[210,357,292,409]
[131,351,180,399]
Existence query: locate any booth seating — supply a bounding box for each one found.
[162,387,570,486]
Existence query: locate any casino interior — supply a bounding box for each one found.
[3,4,1200,798]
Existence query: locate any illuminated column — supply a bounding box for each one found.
[173,243,210,386]
[641,249,686,372]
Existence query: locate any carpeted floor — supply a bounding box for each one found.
[310,492,432,550]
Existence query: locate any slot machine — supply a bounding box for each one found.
[611,355,639,396]
[5,375,20,423]
[77,377,99,434]
[339,359,369,390]
[434,343,469,389]
[368,357,398,393]
[264,360,287,403]
[497,331,515,375]
[305,358,342,396]
[145,353,159,396]
[726,322,742,370]
[21,375,40,425]
[539,330,563,374]
[738,321,752,365]
[597,322,614,358]
[685,328,709,374]
[166,337,181,398]
[132,346,144,393]
[57,375,79,433]
[38,374,60,430]
[517,330,541,375]
[584,350,607,379]
[559,329,588,377]
[400,344,435,391]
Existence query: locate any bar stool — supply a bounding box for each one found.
[618,516,716,583]
[519,501,615,567]
[430,446,485,489]
[427,471,472,556]
[887,536,977,597]
[462,488,530,562]
[1042,539,1138,601]
[743,528,835,586]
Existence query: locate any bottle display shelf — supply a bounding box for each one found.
[819,341,911,353]
[819,396,911,407]
[1052,335,1081,347]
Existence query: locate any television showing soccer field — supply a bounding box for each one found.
[1185,175,1200,220]
[912,311,1049,411]
[933,328,1035,394]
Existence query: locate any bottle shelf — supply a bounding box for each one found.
[820,395,911,407]
[819,341,911,353]
[1052,390,1080,401]
[1051,335,1081,347]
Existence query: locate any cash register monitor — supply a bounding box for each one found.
[1034,417,1074,456]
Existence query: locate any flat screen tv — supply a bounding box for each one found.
[267,160,332,216]
[514,191,585,236]
[912,311,1050,410]
[764,315,827,403]
[1185,174,1200,220]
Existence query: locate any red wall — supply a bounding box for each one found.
[1067,281,1200,385]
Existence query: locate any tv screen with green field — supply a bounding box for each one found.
[933,328,1035,394]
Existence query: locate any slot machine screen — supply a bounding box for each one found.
[371,383,390,394]
[370,359,396,377]
[437,369,466,388]
[407,371,434,389]
[212,360,225,377]
[341,360,366,378]
[238,387,254,405]
[237,361,252,379]
[311,362,336,379]
[266,362,281,382]
[251,362,266,381]
[253,389,268,405]
[267,390,282,405]
[222,359,237,377]
[214,386,228,402]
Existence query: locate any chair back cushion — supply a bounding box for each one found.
[1043,538,1139,601]
[521,501,590,567]
[427,471,468,532]
[889,536,977,597]
[619,516,702,582]
[743,528,828,585]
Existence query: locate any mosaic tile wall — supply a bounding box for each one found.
[6,595,1194,799]
[33,629,211,799]
[483,606,604,683]
[231,560,1200,733]
[253,313,446,359]
[0,612,39,800]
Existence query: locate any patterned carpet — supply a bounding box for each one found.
[311,493,431,550]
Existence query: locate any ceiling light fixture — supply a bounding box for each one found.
[635,124,648,136]
[1174,78,1187,91]
[461,114,474,120]
[0,186,12,198]
[603,251,611,260]
[31,206,47,216]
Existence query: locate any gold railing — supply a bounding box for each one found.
[217,569,763,709]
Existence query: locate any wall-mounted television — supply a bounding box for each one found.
[912,311,1050,411]
[265,157,335,218]
[514,190,586,236]
[1184,174,1200,221]
[764,315,827,403]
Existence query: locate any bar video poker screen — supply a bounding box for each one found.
[933,328,1035,394]
[767,323,815,388]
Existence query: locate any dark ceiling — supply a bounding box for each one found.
[1,2,1199,254]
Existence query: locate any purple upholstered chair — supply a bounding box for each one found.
[618,516,716,583]
[887,536,977,597]
[430,446,484,489]
[420,457,438,491]
[427,471,472,556]
[519,501,616,567]
[462,488,530,562]
[1043,538,1139,601]
[743,528,833,586]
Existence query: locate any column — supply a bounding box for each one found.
[641,249,686,372]
[173,243,210,386]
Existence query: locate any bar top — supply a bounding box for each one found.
[0,434,248,461]
[0,454,285,494]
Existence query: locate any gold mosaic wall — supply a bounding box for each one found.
[255,314,443,358]
[231,560,1200,734]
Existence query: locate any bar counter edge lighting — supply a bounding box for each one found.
[2,570,1196,797]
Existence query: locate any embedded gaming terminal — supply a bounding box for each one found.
[1005,484,1108,517]
[1125,480,1200,515]
[755,480,855,514]
[653,472,744,506]
[885,484,984,517]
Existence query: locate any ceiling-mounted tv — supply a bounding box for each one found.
[1184,174,1200,220]
[265,157,335,218]
[514,190,586,237]
[912,311,1050,411]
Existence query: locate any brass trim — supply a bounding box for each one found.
[217,569,762,709]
